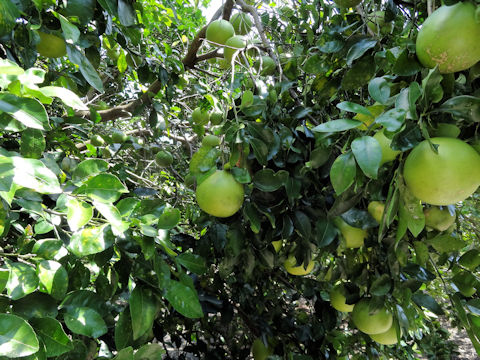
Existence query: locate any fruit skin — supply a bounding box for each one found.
[373,130,401,165]
[415,2,480,74]
[111,130,128,143]
[370,324,400,345]
[36,31,67,58]
[90,135,105,146]
[209,111,224,125]
[283,255,315,276]
[195,170,244,217]
[230,13,253,35]
[352,298,393,335]
[155,150,174,167]
[192,107,210,125]
[224,36,246,63]
[330,284,355,312]
[251,338,272,360]
[403,137,480,205]
[202,135,221,147]
[255,56,276,76]
[424,206,456,232]
[206,20,235,46]
[334,0,361,8]
[333,217,367,248]
[368,201,385,224]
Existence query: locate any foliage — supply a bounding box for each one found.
[0,0,480,359]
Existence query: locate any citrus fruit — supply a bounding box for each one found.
[368,201,385,224]
[354,104,384,130]
[251,338,272,360]
[373,129,401,165]
[403,137,480,205]
[352,298,393,335]
[206,20,235,46]
[271,240,282,253]
[471,139,480,154]
[156,150,174,167]
[334,0,361,8]
[330,284,355,312]
[370,324,400,345]
[333,217,367,248]
[202,135,221,147]
[192,107,210,125]
[432,123,461,138]
[255,56,276,75]
[195,170,244,217]
[36,31,67,58]
[101,147,112,158]
[60,157,77,173]
[283,254,315,276]
[210,111,224,125]
[424,206,456,232]
[90,135,105,146]
[224,36,246,63]
[415,2,480,74]
[111,130,128,143]
[230,13,253,35]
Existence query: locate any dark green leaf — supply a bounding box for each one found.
[427,234,465,253]
[66,46,104,92]
[71,159,109,184]
[176,253,207,275]
[392,49,421,76]
[30,317,73,357]
[37,260,68,300]
[157,207,181,229]
[118,0,137,26]
[375,108,406,132]
[130,287,156,340]
[20,129,45,159]
[64,307,107,338]
[6,261,39,300]
[312,119,361,133]
[164,280,203,318]
[76,173,128,203]
[434,96,480,122]
[346,39,377,66]
[412,292,444,315]
[330,152,356,195]
[370,274,391,296]
[67,225,115,257]
[0,314,39,357]
[337,101,372,116]
[351,136,381,179]
[253,169,288,192]
[368,77,390,105]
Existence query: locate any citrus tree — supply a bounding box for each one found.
[0,0,480,359]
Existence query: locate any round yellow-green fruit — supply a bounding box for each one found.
[195,170,244,217]
[111,130,128,143]
[209,111,224,125]
[36,31,66,58]
[415,2,480,74]
[370,324,400,345]
[192,107,210,125]
[333,217,367,248]
[424,206,456,232]
[230,13,253,35]
[224,36,246,63]
[368,201,385,224]
[155,150,173,167]
[255,56,276,76]
[202,135,221,147]
[403,137,480,205]
[352,298,393,335]
[330,284,355,312]
[90,134,105,146]
[373,130,401,165]
[251,338,272,360]
[284,255,315,276]
[206,19,235,46]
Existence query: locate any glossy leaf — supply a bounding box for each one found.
[6,261,39,300]
[76,173,128,203]
[330,152,356,195]
[30,317,73,357]
[164,280,203,319]
[0,314,39,357]
[130,287,157,341]
[253,169,288,192]
[67,225,115,257]
[368,77,390,105]
[71,159,109,184]
[312,119,362,133]
[176,253,207,275]
[66,197,93,231]
[37,260,68,300]
[0,94,48,130]
[351,136,382,179]
[64,307,107,338]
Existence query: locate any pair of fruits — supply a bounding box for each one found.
[191,107,224,126]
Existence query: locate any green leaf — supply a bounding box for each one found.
[253,169,288,192]
[303,54,327,74]
[0,59,24,75]
[115,308,133,350]
[37,261,68,300]
[116,198,140,217]
[118,0,137,26]
[20,129,45,159]
[375,108,406,132]
[346,38,377,66]
[341,57,375,90]
[6,262,39,300]
[398,184,425,237]
[157,207,181,229]
[11,292,58,320]
[312,119,362,133]
[64,307,107,338]
[130,287,157,341]
[72,159,108,184]
[0,94,48,130]
[422,67,443,104]
[392,49,422,76]
[427,234,465,253]
[76,173,128,203]
[330,152,356,195]
[0,314,39,357]
[243,202,261,233]
[176,253,207,275]
[30,317,73,357]
[67,225,115,257]
[368,77,390,105]
[94,201,129,235]
[370,274,391,296]
[164,280,203,318]
[66,46,104,93]
[240,90,254,109]
[412,292,444,315]
[434,96,480,123]
[336,102,372,116]
[114,347,134,360]
[351,136,381,179]
[134,343,165,360]
[459,250,480,271]
[0,269,9,293]
[249,138,268,166]
[314,219,337,247]
[32,239,63,260]
[293,211,311,239]
[66,197,93,231]
[57,13,80,43]
[39,86,88,111]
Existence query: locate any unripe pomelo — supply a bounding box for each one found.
[224,36,246,63]
[330,284,355,312]
[373,130,401,165]
[206,20,235,46]
[37,31,66,58]
[90,135,105,146]
[155,150,174,167]
[251,338,272,360]
[424,206,456,232]
[192,107,210,125]
[352,298,393,335]
[209,111,224,125]
[368,201,385,224]
[195,170,244,217]
[202,135,221,147]
[111,130,128,143]
[230,13,253,35]
[255,56,276,76]
[333,217,367,248]
[370,324,400,345]
[403,137,480,205]
[271,240,282,253]
[283,255,315,276]
[416,2,480,74]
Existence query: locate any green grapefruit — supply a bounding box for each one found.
[37,31,67,58]
[251,338,272,360]
[155,150,174,167]
[333,217,367,248]
[334,0,361,8]
[403,137,480,205]
[90,135,105,146]
[224,36,246,63]
[111,130,128,143]
[230,13,253,35]
[206,20,235,46]
[283,255,315,276]
[368,201,385,224]
[352,298,393,335]
[195,170,244,217]
[373,129,401,165]
[255,56,276,76]
[370,324,400,345]
[424,206,456,232]
[330,284,355,312]
[192,107,210,125]
[415,2,480,73]
[202,135,221,147]
[209,111,224,125]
